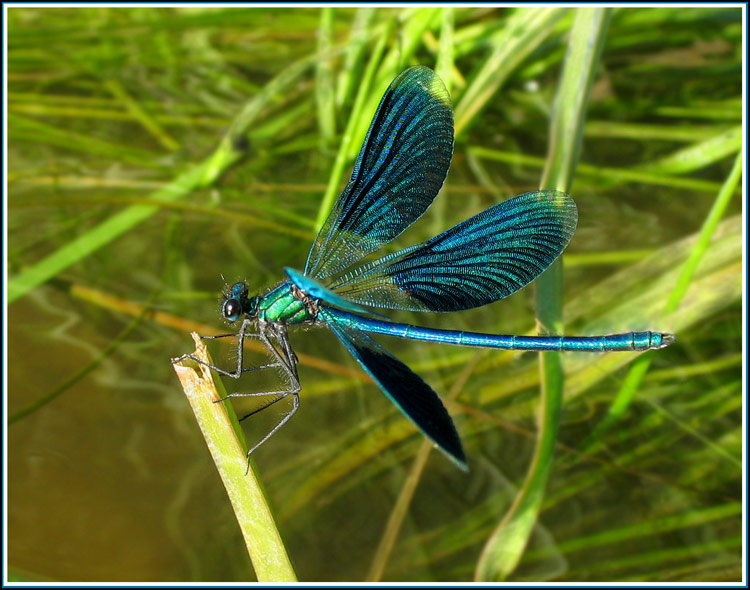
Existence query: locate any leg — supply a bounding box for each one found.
[219,321,301,473]
[238,392,292,421]
[243,389,299,474]
[172,319,282,378]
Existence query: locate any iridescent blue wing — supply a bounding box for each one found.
[318,307,467,470]
[324,190,578,312]
[304,66,454,280]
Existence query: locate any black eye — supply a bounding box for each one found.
[223,299,242,322]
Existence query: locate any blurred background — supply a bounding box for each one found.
[7,6,742,582]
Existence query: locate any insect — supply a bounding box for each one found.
[175,66,673,471]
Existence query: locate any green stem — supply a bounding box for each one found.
[584,150,743,448]
[313,19,392,230]
[172,334,297,582]
[475,8,611,581]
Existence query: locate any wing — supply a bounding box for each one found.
[318,307,467,471]
[324,190,578,312]
[304,66,454,280]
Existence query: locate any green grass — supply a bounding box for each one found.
[7,6,742,583]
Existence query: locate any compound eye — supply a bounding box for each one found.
[222,298,242,323]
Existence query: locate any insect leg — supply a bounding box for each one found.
[219,322,301,472]
[172,319,281,378]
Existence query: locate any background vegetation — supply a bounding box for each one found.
[8,6,742,582]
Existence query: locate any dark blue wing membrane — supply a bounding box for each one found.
[319,307,468,470]
[304,66,454,280]
[324,190,578,312]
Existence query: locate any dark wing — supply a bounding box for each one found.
[319,307,467,470]
[304,66,454,280]
[324,190,578,312]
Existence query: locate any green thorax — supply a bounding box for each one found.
[256,281,314,325]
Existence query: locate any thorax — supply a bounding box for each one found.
[256,281,316,325]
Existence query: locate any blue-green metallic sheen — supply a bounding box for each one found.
[256,282,311,325]
[316,308,673,352]
[207,66,674,471]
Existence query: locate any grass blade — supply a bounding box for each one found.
[584,150,742,447]
[8,53,321,304]
[172,334,297,583]
[476,8,611,581]
[454,7,567,137]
